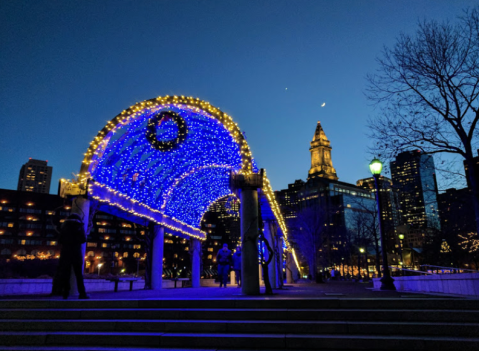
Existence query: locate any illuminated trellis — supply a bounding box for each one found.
[76,95,291,247]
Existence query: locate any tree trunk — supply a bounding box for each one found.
[464,151,479,237]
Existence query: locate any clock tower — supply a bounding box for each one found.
[308,121,338,181]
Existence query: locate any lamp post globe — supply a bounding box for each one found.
[369,158,383,175]
[370,157,396,290]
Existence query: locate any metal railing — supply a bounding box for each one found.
[420,265,479,274]
[389,266,431,276]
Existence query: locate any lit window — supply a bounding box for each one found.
[133,252,140,258]
[123,252,128,258]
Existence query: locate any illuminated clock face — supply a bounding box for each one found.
[146,111,188,151]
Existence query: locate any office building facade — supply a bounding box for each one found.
[17,159,52,194]
[390,151,441,231]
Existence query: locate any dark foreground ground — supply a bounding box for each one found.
[0,280,469,300]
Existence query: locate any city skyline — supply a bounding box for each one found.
[1,1,476,193]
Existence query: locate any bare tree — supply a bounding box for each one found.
[290,205,327,281]
[348,207,382,278]
[366,7,479,234]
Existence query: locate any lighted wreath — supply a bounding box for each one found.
[146,111,188,151]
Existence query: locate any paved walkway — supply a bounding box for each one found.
[0,280,462,300]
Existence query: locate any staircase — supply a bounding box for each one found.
[0,298,478,350]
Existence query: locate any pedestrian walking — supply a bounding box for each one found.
[232,246,242,287]
[58,213,89,299]
[216,243,232,288]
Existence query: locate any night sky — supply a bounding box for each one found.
[1,0,476,193]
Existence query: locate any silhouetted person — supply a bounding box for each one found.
[58,213,89,299]
[232,246,242,287]
[216,243,232,288]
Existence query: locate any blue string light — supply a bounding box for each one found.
[89,105,242,227]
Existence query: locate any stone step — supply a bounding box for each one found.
[0,331,478,350]
[0,345,225,351]
[1,308,478,322]
[0,319,478,337]
[0,348,220,351]
[0,298,477,310]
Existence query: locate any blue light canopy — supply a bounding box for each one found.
[79,96,289,243]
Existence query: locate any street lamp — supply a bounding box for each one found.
[359,247,365,280]
[359,247,369,278]
[369,158,396,290]
[98,263,103,276]
[398,233,405,270]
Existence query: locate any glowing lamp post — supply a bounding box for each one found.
[97,263,103,276]
[398,233,405,265]
[358,247,365,280]
[398,233,405,275]
[369,158,396,290]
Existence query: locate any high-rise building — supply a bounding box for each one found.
[390,151,441,231]
[356,176,401,263]
[17,159,52,194]
[438,188,476,236]
[356,176,400,235]
[275,179,305,220]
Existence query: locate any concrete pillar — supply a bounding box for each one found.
[286,251,294,284]
[241,188,260,295]
[70,197,89,296]
[276,234,284,287]
[191,238,201,288]
[263,221,277,289]
[151,225,164,290]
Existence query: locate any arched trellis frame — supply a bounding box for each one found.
[67,95,292,252]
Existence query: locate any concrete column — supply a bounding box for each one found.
[241,188,260,295]
[151,225,164,290]
[286,252,293,284]
[263,220,277,289]
[70,197,89,296]
[276,234,284,287]
[191,238,201,288]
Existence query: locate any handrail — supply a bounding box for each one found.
[420,264,479,273]
[389,266,431,275]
